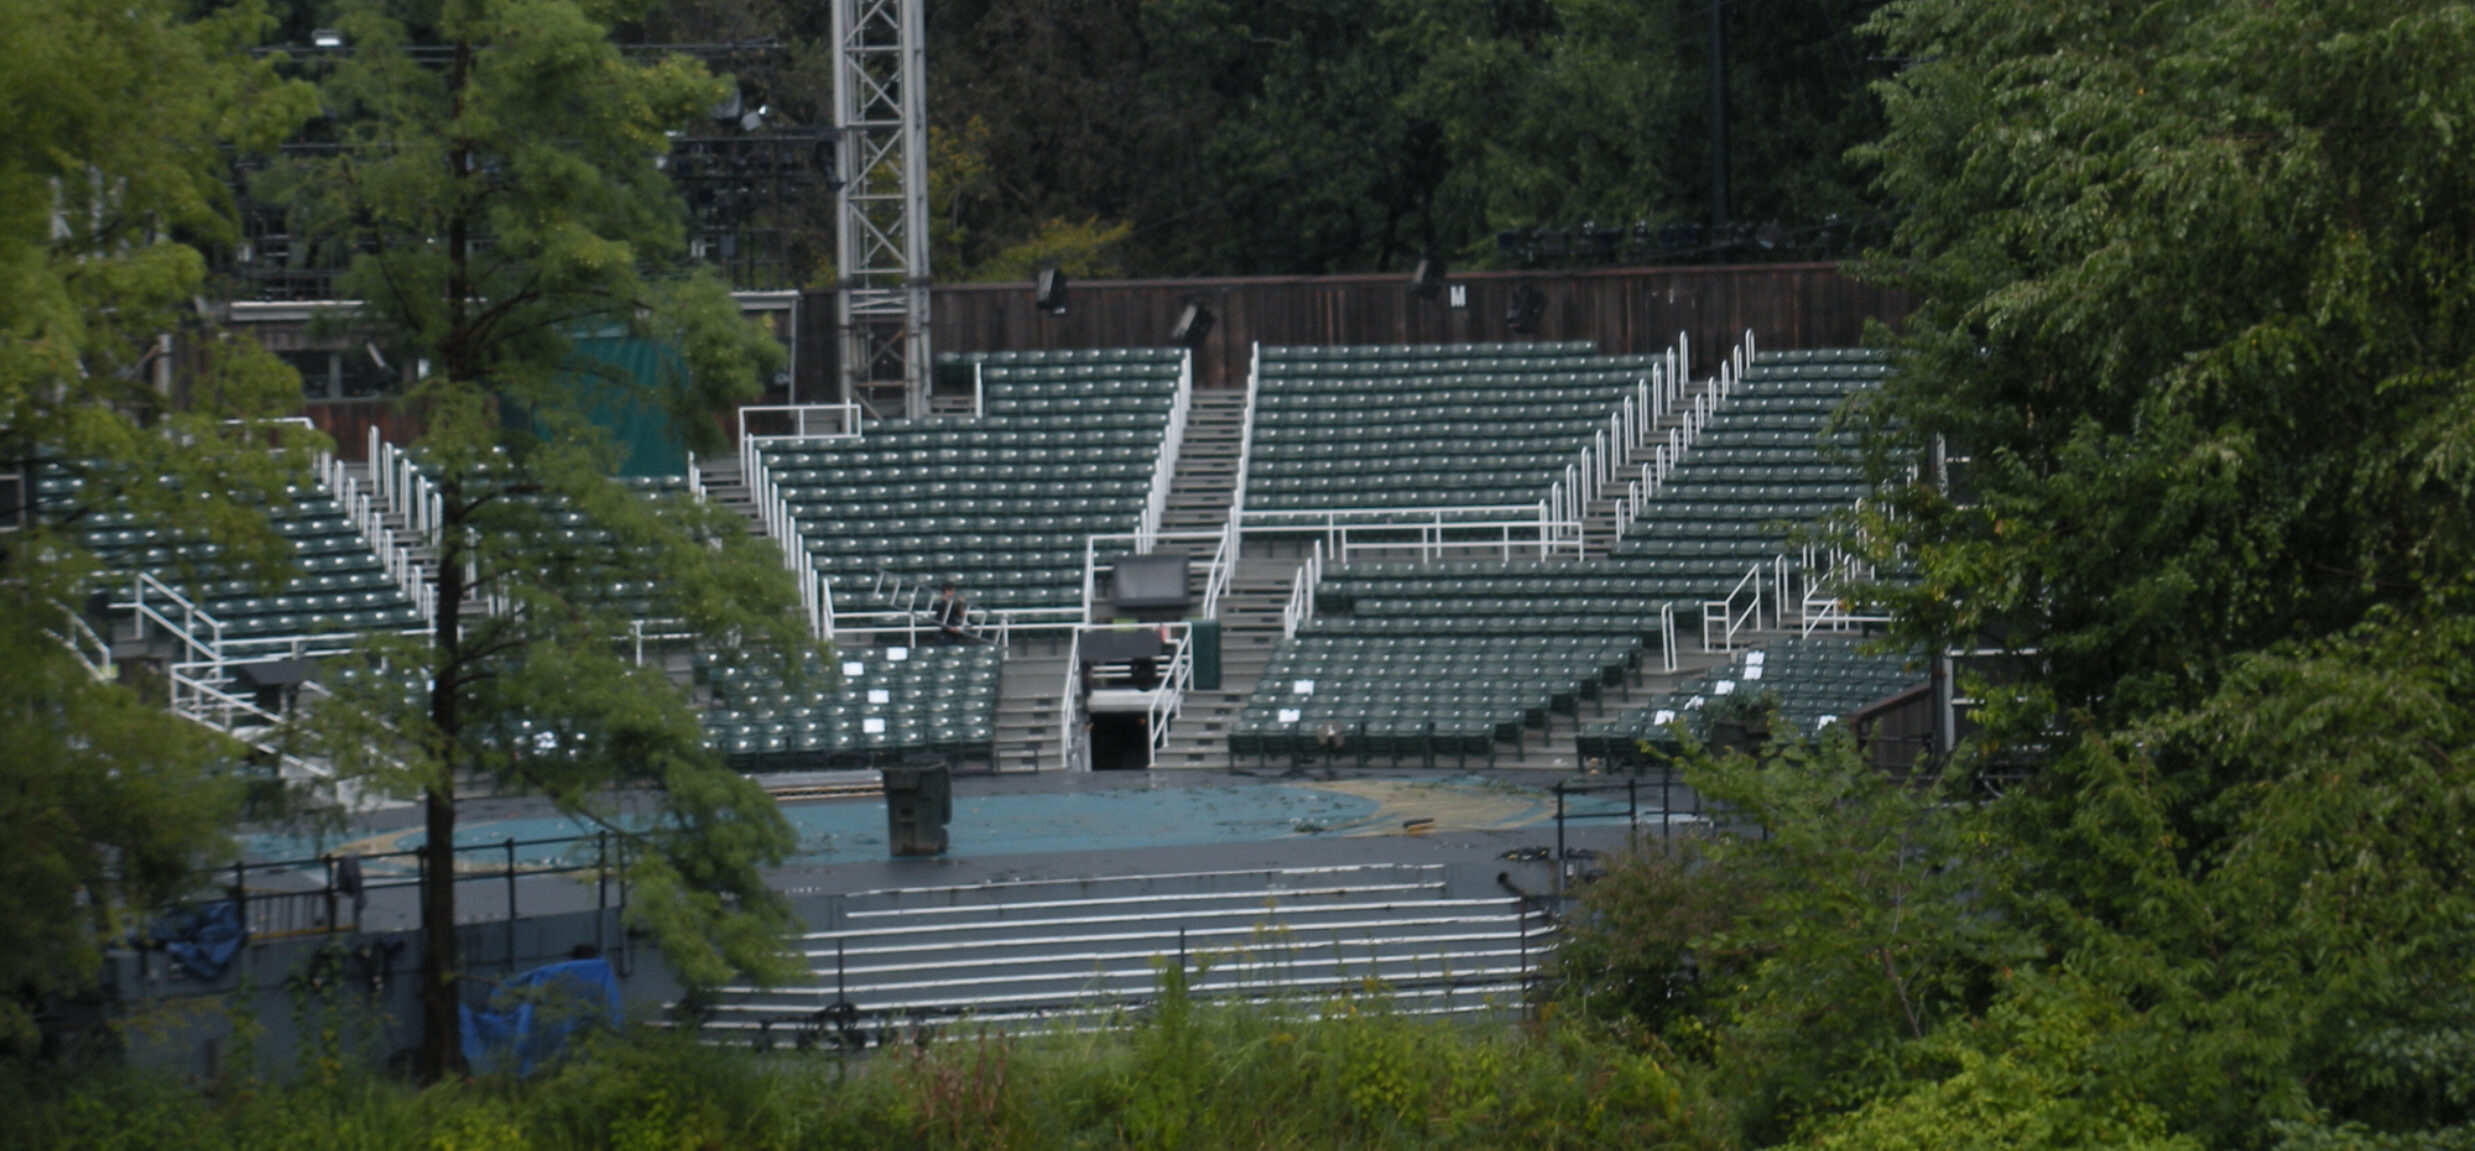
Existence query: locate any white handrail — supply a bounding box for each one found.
[123,570,225,673]
[1240,506,1585,562]
[1147,623,1193,756]
[1201,517,1238,619]
[1229,342,1260,522]
[1136,353,1192,551]
[1701,563,1764,652]
[1280,540,1323,640]
[48,605,113,680]
[1058,627,1084,771]
[737,403,862,452]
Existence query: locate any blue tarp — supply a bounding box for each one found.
[459,958,622,1076]
[140,900,247,980]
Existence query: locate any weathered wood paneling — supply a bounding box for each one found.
[897,263,1911,389]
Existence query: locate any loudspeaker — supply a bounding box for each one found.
[1409,253,1446,300]
[1506,284,1548,335]
[1172,302,1214,347]
[1036,268,1069,315]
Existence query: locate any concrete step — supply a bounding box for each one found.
[679,866,1545,1036]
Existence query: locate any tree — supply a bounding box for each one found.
[1843,0,2475,1143]
[1559,731,2020,1143]
[0,0,314,1055]
[923,0,1889,278]
[264,0,810,1079]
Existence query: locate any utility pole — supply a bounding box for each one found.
[1708,0,1730,228]
[831,0,931,419]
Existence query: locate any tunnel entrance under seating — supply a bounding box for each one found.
[1089,714,1151,771]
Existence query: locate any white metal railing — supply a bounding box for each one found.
[740,425,835,641]
[372,430,444,544]
[685,452,704,502]
[1543,330,1699,544]
[50,605,113,680]
[1149,624,1193,754]
[1800,544,1891,637]
[1659,602,1679,673]
[1134,352,1194,551]
[736,403,862,477]
[1200,516,1239,619]
[822,571,1078,646]
[1059,627,1084,771]
[1701,563,1764,652]
[1228,343,1261,525]
[320,448,436,624]
[1281,540,1326,639]
[121,570,226,675]
[1611,328,1760,540]
[1240,505,1584,563]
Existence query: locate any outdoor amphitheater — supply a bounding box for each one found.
[61,273,1939,1065]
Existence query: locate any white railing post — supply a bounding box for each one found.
[1058,627,1083,771]
[1230,342,1261,528]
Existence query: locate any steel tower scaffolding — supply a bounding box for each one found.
[830,0,931,419]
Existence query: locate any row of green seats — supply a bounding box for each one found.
[979,364,1179,383]
[1255,374,1637,394]
[1252,409,1616,431]
[1260,339,1600,360]
[765,446,1157,471]
[984,396,1173,415]
[940,347,1183,365]
[1305,615,1661,641]
[799,513,1127,540]
[1254,396,1621,418]
[1579,639,1920,761]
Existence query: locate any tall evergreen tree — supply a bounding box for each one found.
[265,0,811,1078]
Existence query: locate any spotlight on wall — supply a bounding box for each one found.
[1506,284,1547,335]
[1036,268,1070,316]
[1171,301,1215,348]
[1409,252,1447,301]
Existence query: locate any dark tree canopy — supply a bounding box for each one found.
[925,0,1889,278]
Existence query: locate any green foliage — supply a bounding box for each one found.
[1563,734,2024,1143]
[1,1003,1735,1150]
[0,0,316,1053]
[1843,1,2475,1144]
[1854,0,2475,729]
[926,0,1886,277]
[1809,974,2199,1151]
[263,0,809,1075]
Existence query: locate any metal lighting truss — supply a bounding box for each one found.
[831,0,931,419]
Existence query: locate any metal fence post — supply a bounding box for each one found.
[505,837,518,974]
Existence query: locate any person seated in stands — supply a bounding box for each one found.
[935,583,973,645]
